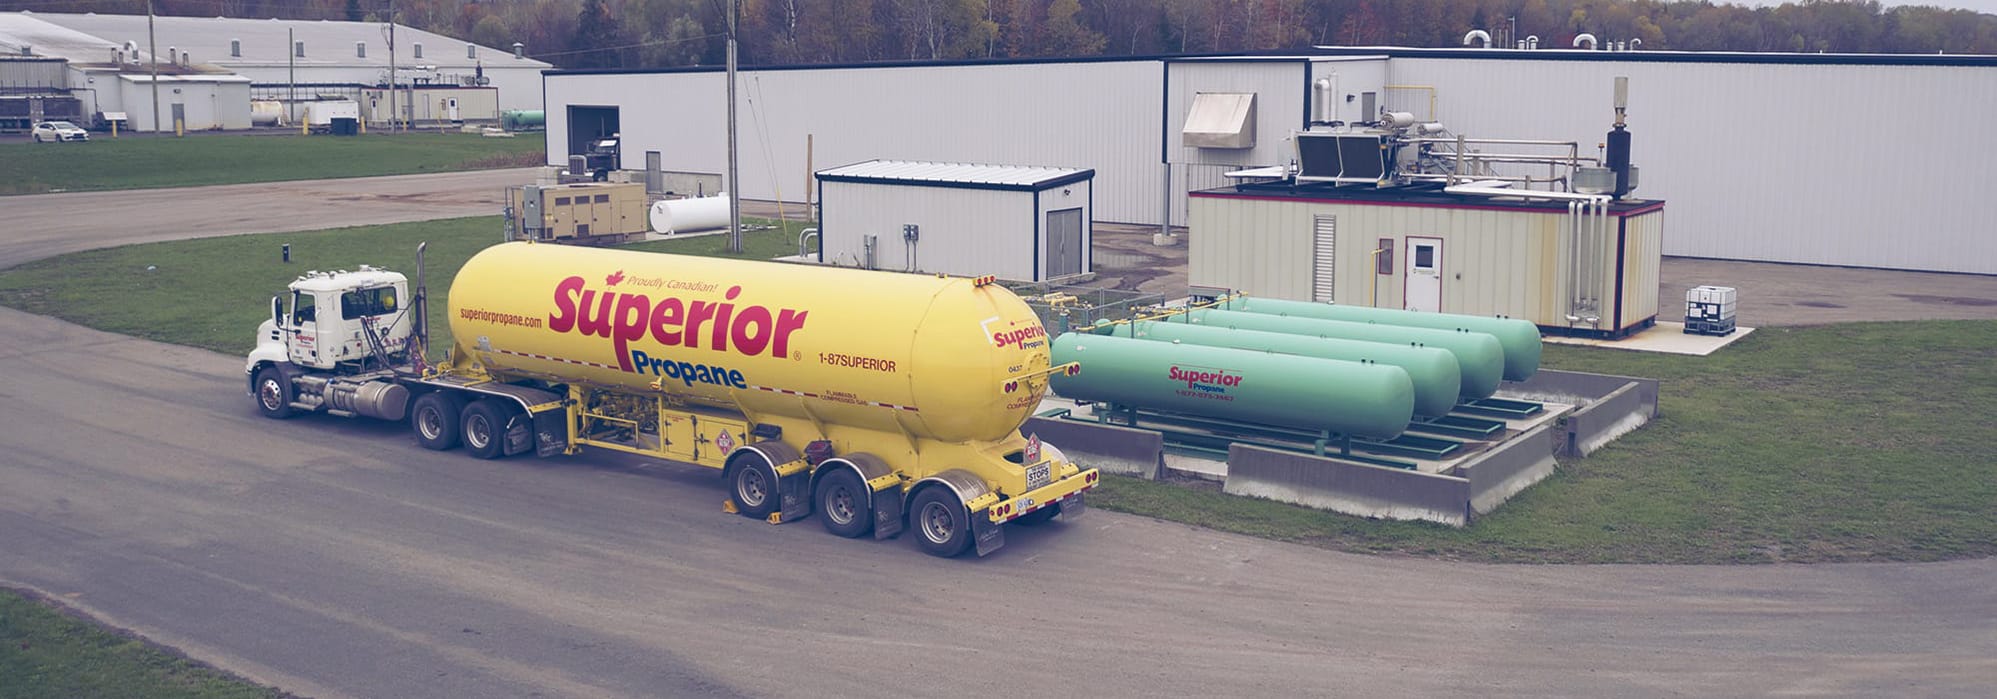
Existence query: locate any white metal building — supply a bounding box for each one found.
[544,48,1997,275]
[7,11,548,113]
[816,160,1094,282]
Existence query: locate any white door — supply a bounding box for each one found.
[287,290,323,366]
[1404,236,1443,312]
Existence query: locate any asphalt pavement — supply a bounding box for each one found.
[1,172,1994,697]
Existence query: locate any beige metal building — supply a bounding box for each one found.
[1189,184,1663,338]
[815,160,1095,282]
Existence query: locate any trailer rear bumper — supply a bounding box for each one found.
[986,468,1100,524]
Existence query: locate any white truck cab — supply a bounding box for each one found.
[246,266,419,420]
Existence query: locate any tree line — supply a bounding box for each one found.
[8,0,1995,68]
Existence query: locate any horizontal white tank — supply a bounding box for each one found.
[649,194,729,234]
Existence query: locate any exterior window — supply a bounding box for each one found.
[292,291,316,324]
[593,194,609,203]
[341,286,399,320]
[1415,245,1436,270]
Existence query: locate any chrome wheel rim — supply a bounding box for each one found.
[738,468,768,508]
[825,483,856,525]
[920,501,954,543]
[258,379,284,412]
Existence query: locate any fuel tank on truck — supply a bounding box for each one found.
[1050,333,1415,440]
[1099,320,1462,418]
[1215,296,1542,381]
[1184,308,1505,400]
[445,242,1055,443]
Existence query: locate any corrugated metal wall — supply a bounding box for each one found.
[0,58,69,91]
[1387,56,1997,274]
[1619,209,1665,328]
[1190,194,1660,330]
[547,61,1163,224]
[819,182,1036,280]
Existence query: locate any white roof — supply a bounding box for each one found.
[816,160,1092,189]
[6,11,549,70]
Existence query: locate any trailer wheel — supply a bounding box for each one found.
[411,392,463,450]
[729,454,778,519]
[253,366,295,419]
[910,487,973,558]
[461,401,508,460]
[814,468,873,539]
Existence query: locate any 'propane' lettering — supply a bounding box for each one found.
[629,351,749,389]
[549,276,808,372]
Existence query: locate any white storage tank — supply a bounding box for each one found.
[814,160,1094,282]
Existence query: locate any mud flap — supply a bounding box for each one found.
[533,410,567,457]
[1058,493,1087,520]
[777,465,812,523]
[872,488,904,540]
[972,514,1006,557]
[502,415,535,456]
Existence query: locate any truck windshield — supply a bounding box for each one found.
[342,286,399,320]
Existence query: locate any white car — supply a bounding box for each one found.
[31,121,89,143]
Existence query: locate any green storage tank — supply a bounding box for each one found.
[1217,297,1542,381]
[1182,309,1504,400]
[1100,320,1462,418]
[1051,333,1415,440]
[501,109,545,131]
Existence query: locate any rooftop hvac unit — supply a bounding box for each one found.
[1296,132,1392,184]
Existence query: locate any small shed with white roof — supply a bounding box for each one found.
[814,159,1094,283]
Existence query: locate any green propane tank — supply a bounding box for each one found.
[1101,320,1462,418]
[1217,297,1542,381]
[1182,309,1504,400]
[1051,333,1415,440]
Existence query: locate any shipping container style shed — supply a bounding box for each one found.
[815,160,1095,282]
[1190,182,1664,338]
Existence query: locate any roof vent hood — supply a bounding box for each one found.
[1183,92,1257,149]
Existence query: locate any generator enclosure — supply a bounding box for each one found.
[1189,183,1664,338]
[508,182,649,242]
[815,160,1095,282]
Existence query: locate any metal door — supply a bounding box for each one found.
[1311,215,1336,302]
[286,290,322,366]
[170,103,185,131]
[1045,207,1084,279]
[1404,236,1443,312]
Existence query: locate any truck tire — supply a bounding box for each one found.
[460,400,509,460]
[729,454,779,519]
[253,366,295,419]
[909,487,973,558]
[814,468,873,539]
[412,392,463,450]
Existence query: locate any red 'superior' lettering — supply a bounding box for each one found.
[548,275,808,371]
[991,325,1046,349]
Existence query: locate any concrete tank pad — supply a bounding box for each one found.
[1033,368,1659,526]
[1544,320,1755,355]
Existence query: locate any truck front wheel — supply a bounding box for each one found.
[253,366,295,419]
[461,401,509,460]
[910,487,973,558]
[814,468,873,539]
[412,392,463,450]
[729,455,779,519]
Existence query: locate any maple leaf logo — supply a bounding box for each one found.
[604,270,626,286]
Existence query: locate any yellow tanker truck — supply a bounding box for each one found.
[245,242,1097,557]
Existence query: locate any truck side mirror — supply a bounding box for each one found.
[271,295,284,327]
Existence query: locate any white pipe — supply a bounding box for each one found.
[1574,33,1598,50]
[1567,200,1582,317]
[1527,35,1540,50]
[1463,30,1491,49]
[1313,76,1336,123]
[1629,38,1642,50]
[1443,185,1604,201]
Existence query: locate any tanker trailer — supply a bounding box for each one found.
[1096,320,1462,418]
[1180,309,1506,400]
[1214,296,1542,381]
[246,242,1097,558]
[1050,333,1415,440]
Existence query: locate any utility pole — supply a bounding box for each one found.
[147,0,159,134]
[388,0,397,132]
[288,26,295,127]
[726,0,742,253]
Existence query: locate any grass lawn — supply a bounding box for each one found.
[2,218,1993,565]
[0,587,283,699]
[0,132,544,195]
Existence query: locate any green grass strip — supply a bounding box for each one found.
[0,132,544,195]
[0,588,285,699]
